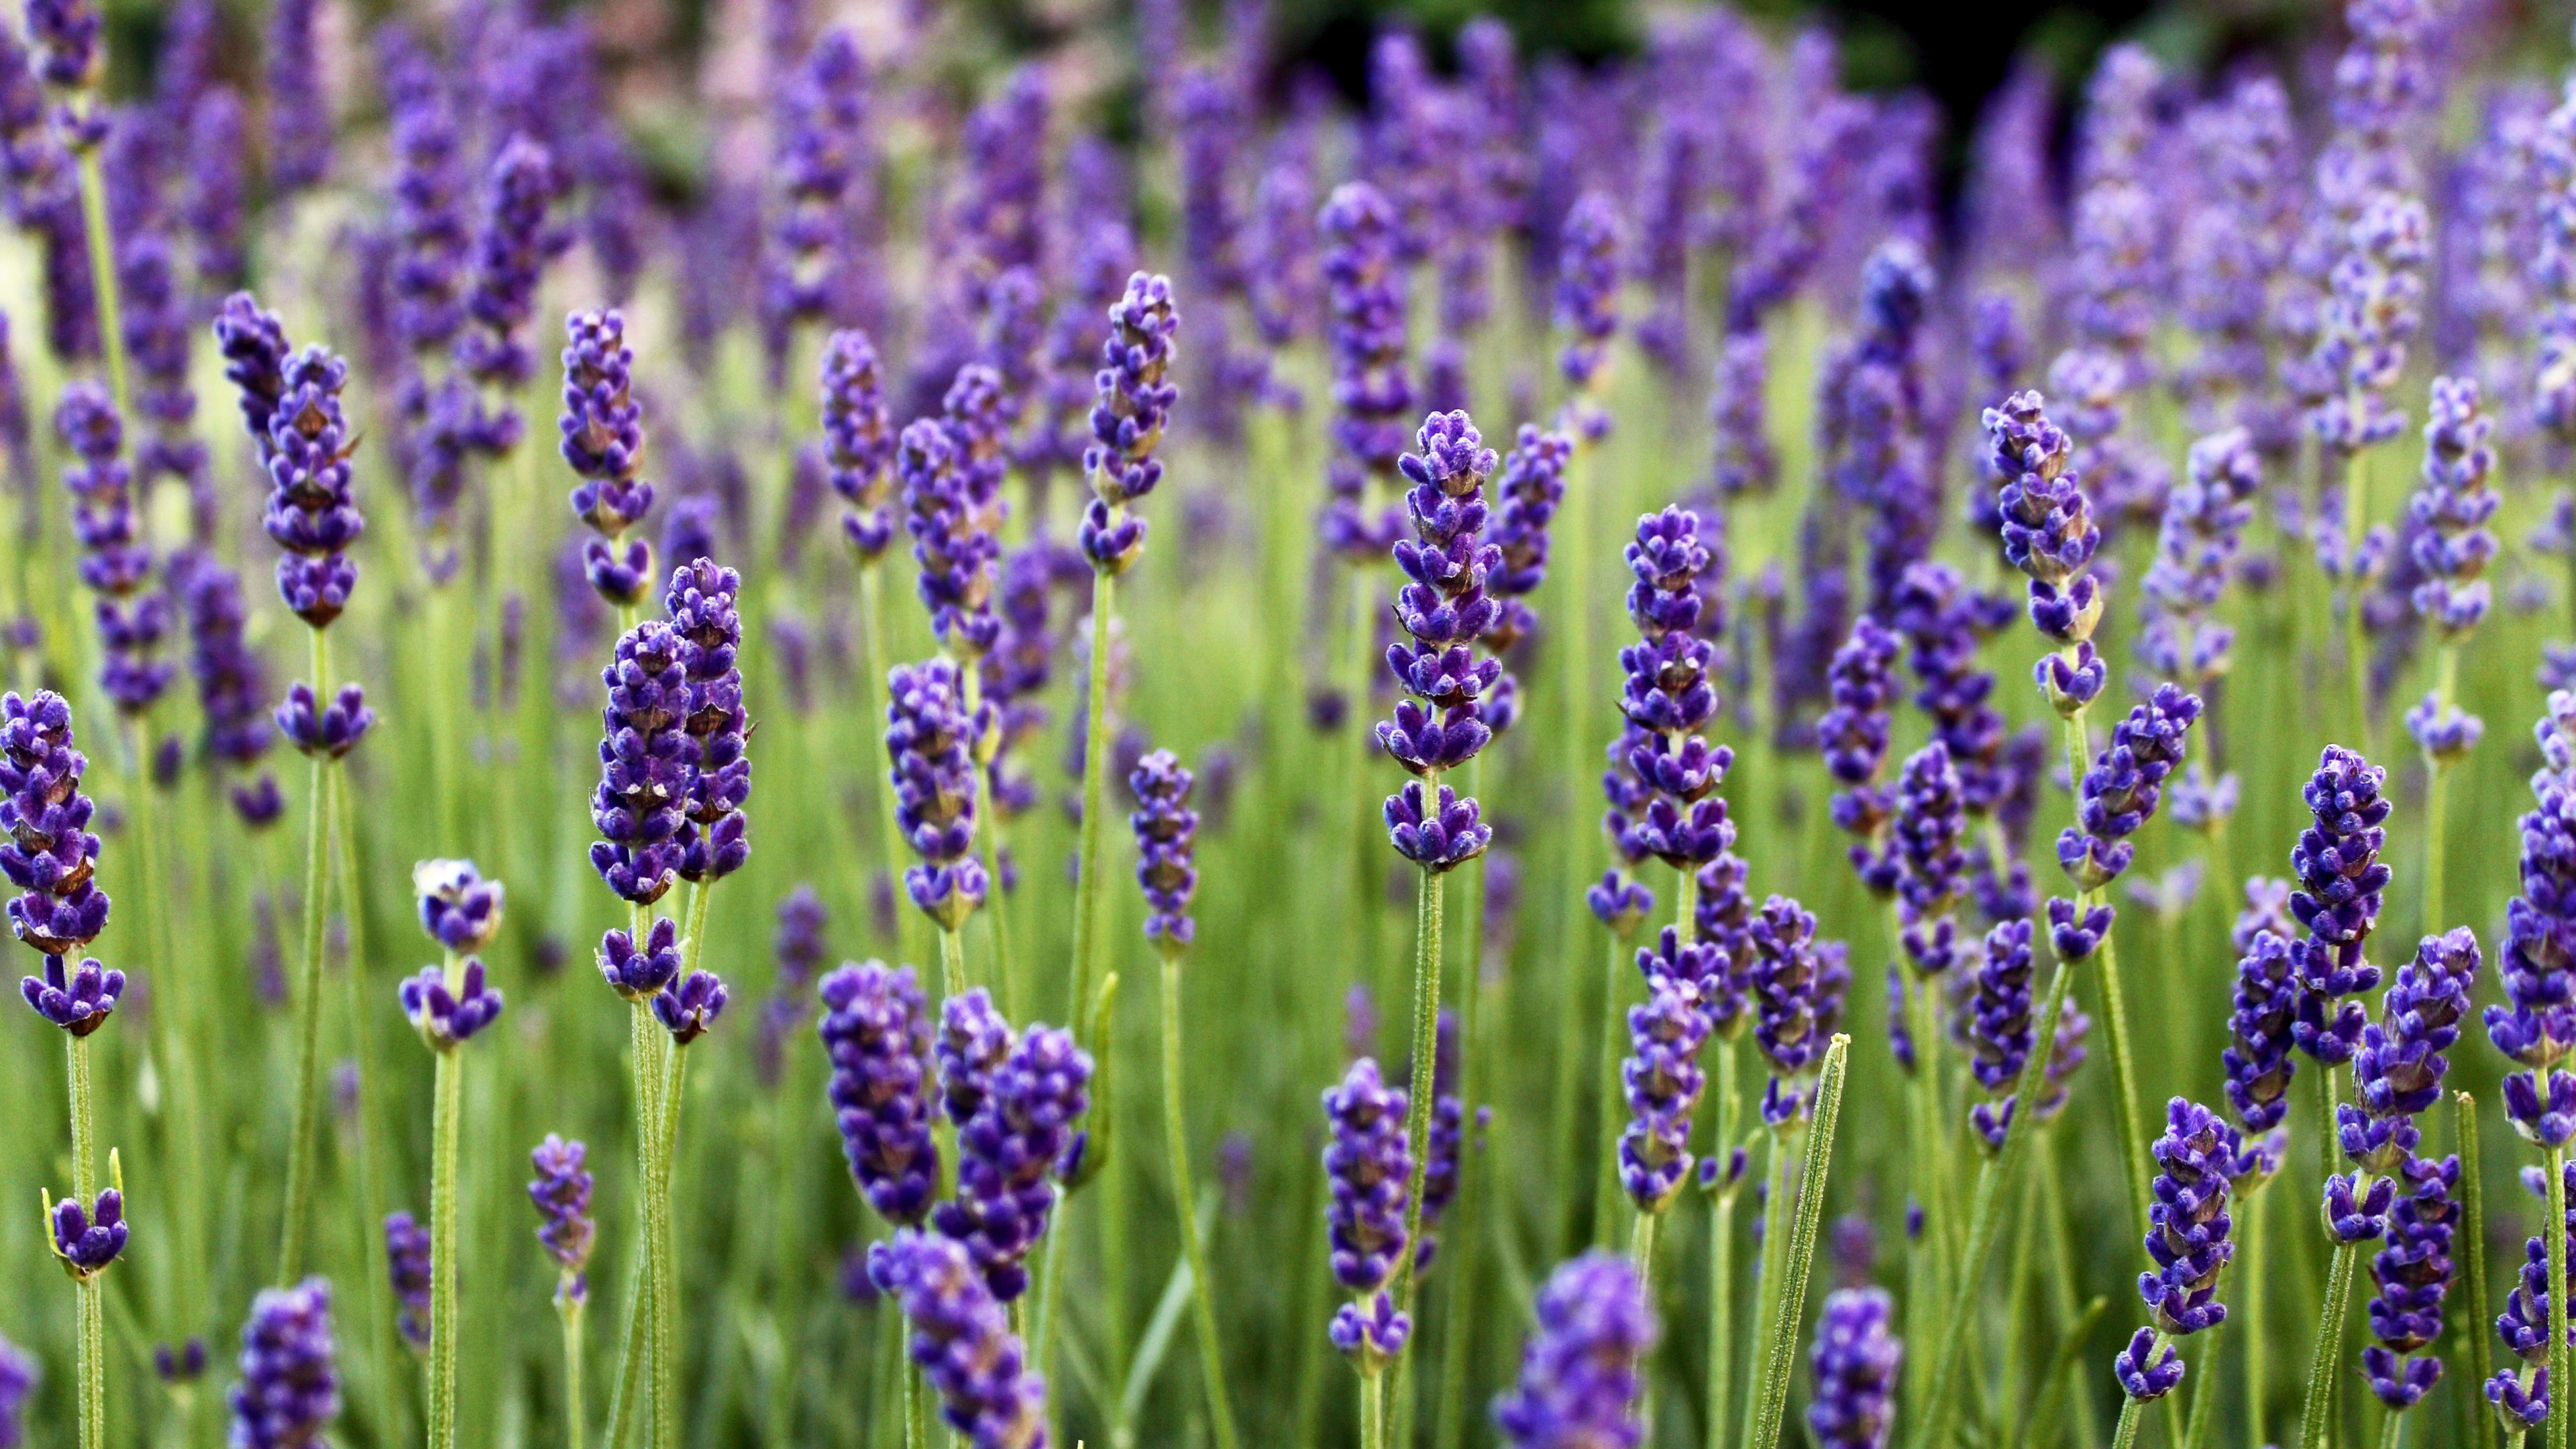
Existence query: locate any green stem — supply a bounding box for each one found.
[73,142,131,423]
[652,1041,692,1449]
[1703,1173,1739,1449]
[2457,1093,2496,1449]
[1593,928,1631,1246]
[2180,1325,2223,1449]
[2296,1240,2362,1449]
[1631,1210,1659,1287]
[2345,443,2373,751]
[1069,566,1117,1047]
[2242,1184,2269,1449]
[276,623,333,1284]
[1741,1121,1794,1449]
[68,1034,103,1449]
[2380,1403,2406,1449]
[428,948,468,1449]
[859,564,914,960]
[2551,1144,2570,1449]
[2109,1335,2171,1449]
[1746,1036,1850,1449]
[1358,1368,1386,1449]
[1387,855,1448,1371]
[2424,643,2459,935]
[606,996,666,1449]
[561,1295,587,1449]
[1159,945,1241,1449]
[938,926,967,1002]
[2092,926,2153,1242]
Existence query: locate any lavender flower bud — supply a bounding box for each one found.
[932,1018,1091,1300]
[2136,1099,2235,1336]
[1748,895,1847,1127]
[1619,968,1710,1212]
[818,961,938,1226]
[46,1185,122,1277]
[1807,1288,1900,1449]
[1492,1252,1654,1448]
[0,689,109,961]
[2057,684,2204,890]
[414,858,503,955]
[1129,749,1197,947]
[1080,272,1180,575]
[2289,746,2390,1067]
[1318,182,1410,561]
[397,955,503,1051]
[1322,1057,1411,1294]
[384,1212,431,1350]
[225,1278,337,1447]
[590,621,693,906]
[274,684,372,760]
[651,969,727,1044]
[1554,193,1621,394]
[867,1229,1050,1449]
[885,658,992,930]
[561,311,654,542]
[823,330,894,562]
[2113,1327,2183,1401]
[528,1135,594,1305]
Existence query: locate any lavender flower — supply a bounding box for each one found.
[2134,1099,2236,1340]
[274,684,373,761]
[2291,747,2391,1068]
[867,1230,1050,1449]
[1967,920,2035,1151]
[1492,1252,1654,1449]
[45,1185,122,1277]
[415,857,503,954]
[883,652,991,927]
[1379,411,1501,871]
[597,917,680,1002]
[2490,695,2576,1143]
[1710,331,1776,499]
[1819,618,1901,894]
[1983,391,2104,661]
[1318,183,1409,561]
[384,1212,431,1350]
[1130,749,1197,946]
[1483,423,1570,655]
[226,1279,336,1448]
[1079,272,1179,576]
[528,1135,594,1305]
[2114,1328,2184,1401]
[2057,685,2204,891]
[250,337,362,629]
[1617,506,1734,869]
[397,955,503,1050]
[761,29,868,372]
[1620,965,1710,1212]
[932,1016,1091,1300]
[1890,564,2009,812]
[1554,192,1621,396]
[651,969,728,1044]
[1322,1056,1411,1295]
[57,383,172,712]
[381,23,468,360]
[1,690,110,966]
[2224,932,2302,1138]
[819,961,937,1226]
[263,0,329,196]
[823,330,894,563]
[665,559,750,883]
[174,553,278,823]
[899,418,999,661]
[560,310,655,608]
[1807,1289,1900,1449]
[590,621,693,906]
[452,134,557,401]
[1748,895,1848,1126]
[2140,429,2259,688]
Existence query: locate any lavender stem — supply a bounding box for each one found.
[427,949,466,1449]
[1703,1146,1741,1449]
[2551,1142,2570,1449]
[1388,847,1448,1366]
[2110,1332,2171,1449]
[1157,941,1242,1449]
[72,144,129,421]
[1593,930,1629,1243]
[2423,645,2459,932]
[276,622,331,1283]
[559,1293,586,1449]
[68,1036,102,1449]
[2454,1092,2493,1449]
[2241,1185,2270,1448]
[2092,925,2151,1238]
[1746,1034,1851,1449]
[2295,1236,2363,1449]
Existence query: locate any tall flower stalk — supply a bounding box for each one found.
[215,297,368,1284]
[529,1136,596,1449]
[2108,1100,2239,1448]
[8,688,122,1449]
[400,861,507,1449]
[820,330,906,951]
[2402,377,2494,932]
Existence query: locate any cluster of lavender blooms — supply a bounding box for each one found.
[2290,747,2392,1073]
[819,960,938,1227]
[1807,1288,1899,1448]
[1130,751,1198,947]
[1817,617,1901,896]
[761,30,869,372]
[559,310,656,608]
[1747,896,1848,1127]
[2403,376,2496,762]
[1491,1253,1653,1449]
[527,1134,595,1309]
[1322,1056,1413,1368]
[1984,392,2104,715]
[2491,696,2576,1149]
[225,1279,337,1447]
[1378,412,1499,873]
[883,659,992,931]
[398,859,506,1050]
[2139,428,2260,690]
[1318,183,1409,561]
[2350,932,2471,1410]
[384,1212,431,1350]
[1079,272,1179,576]
[1479,423,1570,736]
[869,1230,1049,1449]
[2112,1099,2236,1403]
[173,551,280,824]
[822,330,895,565]
[57,383,171,714]
[4,691,114,1032]
[587,556,753,922]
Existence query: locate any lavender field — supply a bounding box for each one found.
[0,1,2569,1448]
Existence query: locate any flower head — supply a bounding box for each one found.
[414,859,503,954]
[1807,1289,1900,1449]
[1493,1252,1654,1449]
[226,1278,337,1448]
[819,961,938,1226]
[1323,1057,1411,1295]
[529,1135,594,1302]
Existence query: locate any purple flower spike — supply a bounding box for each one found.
[2136,1099,2235,1337]
[1619,970,1710,1212]
[898,415,1001,661]
[2290,746,2391,1065]
[256,343,362,628]
[590,621,694,906]
[1129,750,1197,947]
[384,1212,430,1350]
[598,917,680,1002]
[1493,1252,1654,1449]
[1892,742,1968,922]
[225,1278,337,1448]
[819,961,938,1227]
[0,1334,28,1445]
[1890,564,2008,813]
[1748,896,1846,1126]
[0,690,107,958]
[1819,617,1902,876]
[1807,1289,1900,1449]
[397,957,504,1051]
[2058,684,2204,890]
[822,330,895,562]
[47,1186,123,1278]
[2489,696,2576,1117]
[1322,1057,1411,1295]
[938,989,1013,1128]
[19,952,119,1034]
[653,970,728,1044]
[885,658,993,931]
[1080,272,1180,572]
[2406,376,2497,643]
[2112,1326,2183,1401]
[1553,192,1622,393]
[2046,897,2114,961]
[1483,424,1570,653]
[1982,391,2102,644]
[1379,409,1504,804]
[561,310,654,541]
[665,559,751,885]
[868,1229,1050,1449]
[1967,920,2035,1146]
[2140,429,2260,687]
[1384,780,1490,874]
[2363,1152,2457,1409]
[934,1019,1091,1301]
[1318,182,1411,561]
[1330,1291,1412,1372]
[414,859,503,954]
[528,1134,594,1299]
[2224,933,2301,1134]
[276,681,374,763]
[2325,1169,2396,1244]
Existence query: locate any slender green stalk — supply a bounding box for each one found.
[73,143,131,423]
[2381,1403,2406,1449]
[1159,943,1241,1449]
[560,1294,587,1449]
[902,1361,925,1449]
[1630,1210,1659,1286]
[1387,852,1448,1372]
[1702,1166,1740,1449]
[2109,1334,2170,1449]
[2181,1326,2223,1449]
[68,1036,105,1449]
[2457,1093,2496,1449]
[2424,643,2459,934]
[1740,1121,1794,1449]
[2241,1184,2269,1449]
[276,623,333,1284]
[2296,1239,2361,1449]
[428,953,468,1449]
[2551,1143,2571,1449]
[2092,928,2153,1241]
[2343,443,2373,751]
[1744,1035,1850,1449]
[604,992,667,1449]
[858,564,915,959]
[938,926,967,1000]
[1593,928,1631,1245]
[652,1040,693,1449]
[1358,1368,1386,1449]
[1068,568,1118,1044]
